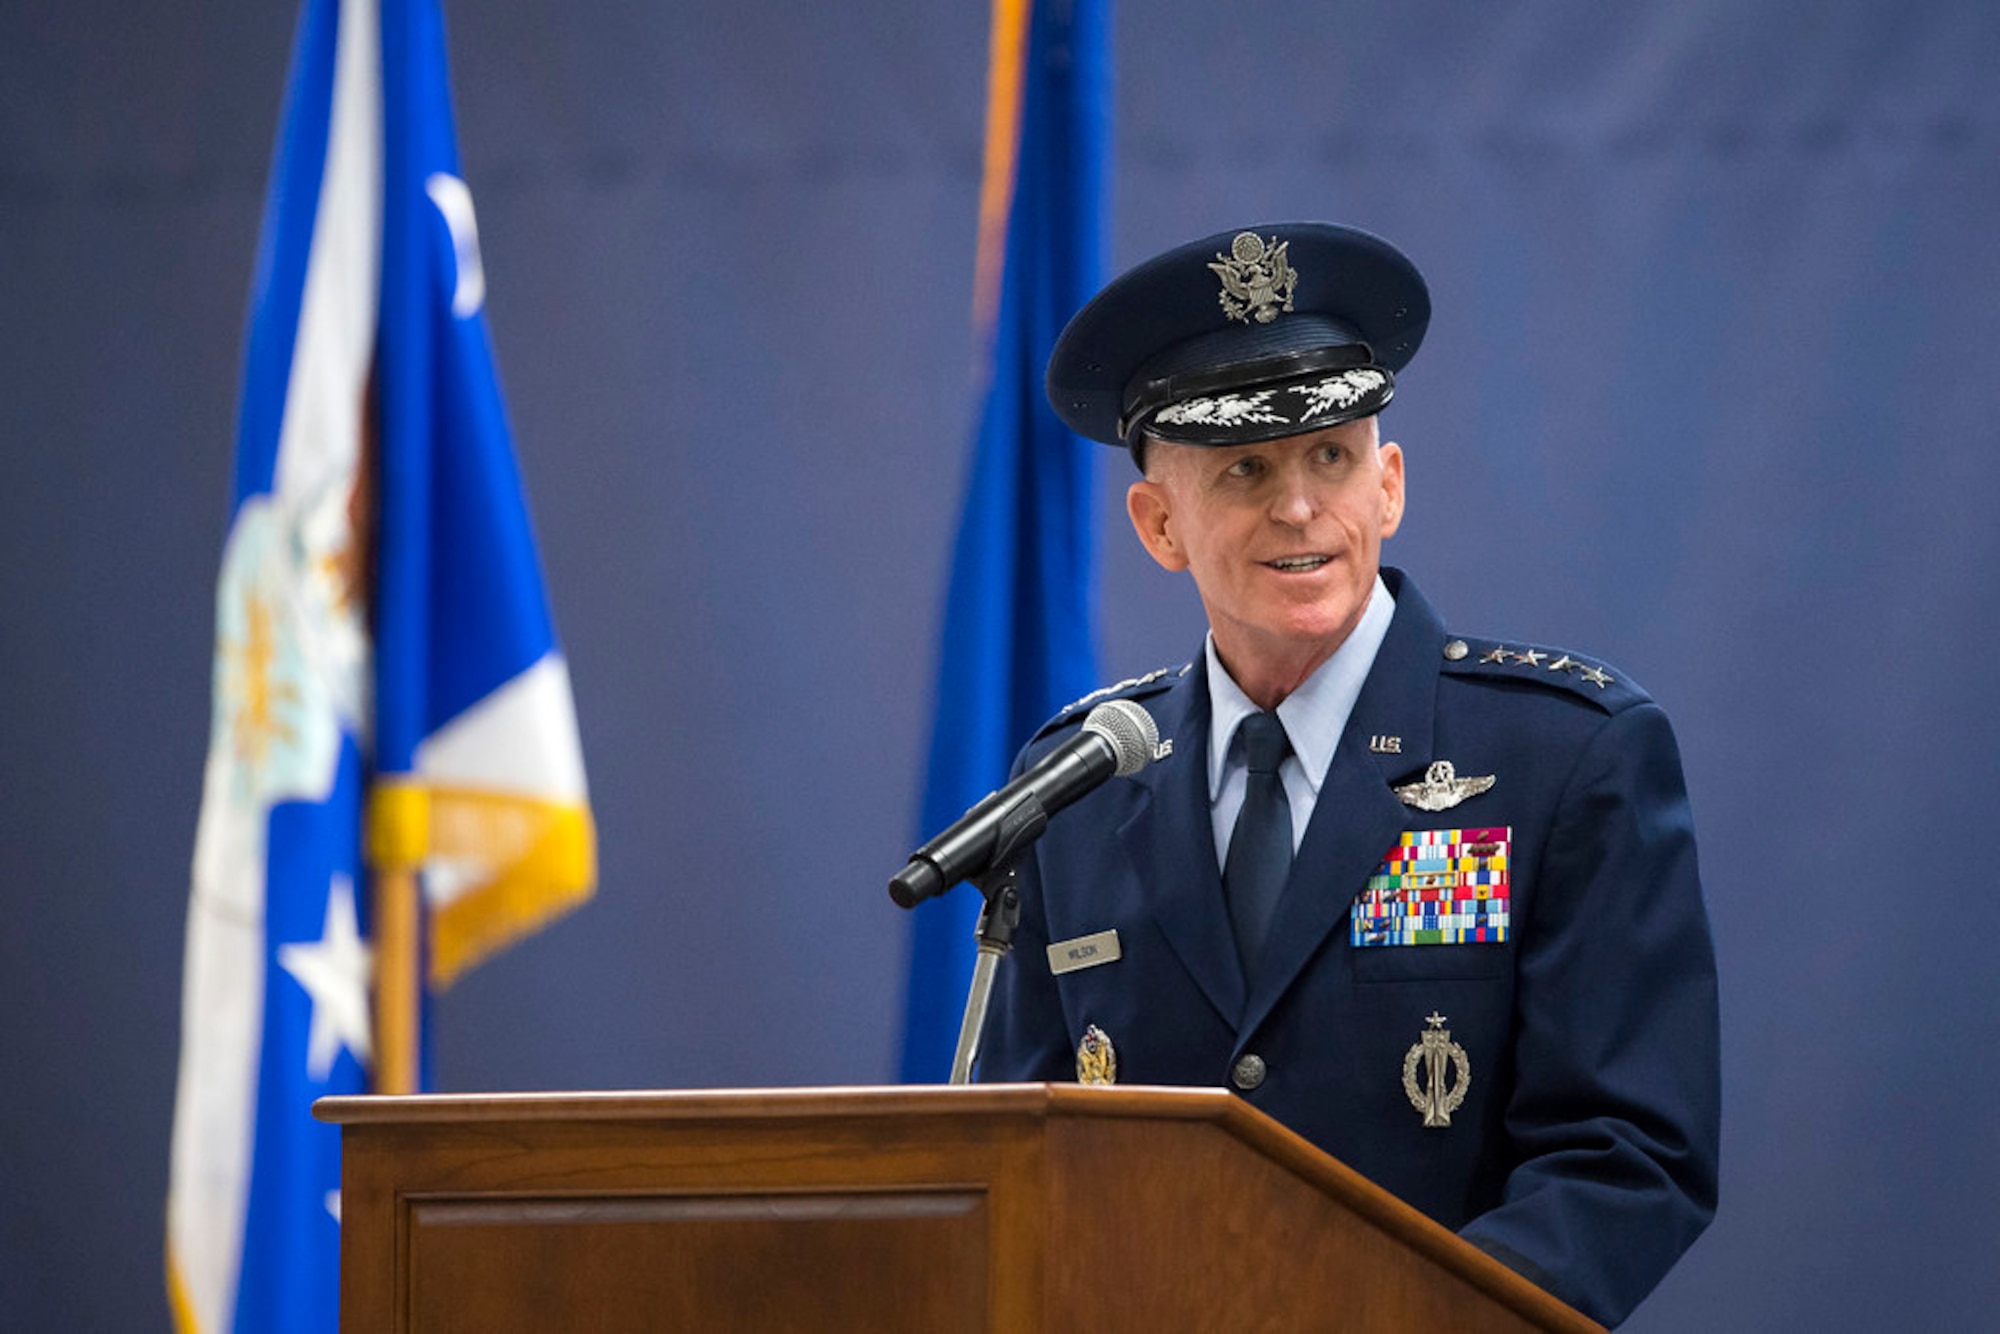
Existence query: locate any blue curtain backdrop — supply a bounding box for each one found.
[3,3,1996,1329]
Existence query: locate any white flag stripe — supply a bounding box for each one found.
[413,653,590,801]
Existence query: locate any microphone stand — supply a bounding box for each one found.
[947,861,1022,1085]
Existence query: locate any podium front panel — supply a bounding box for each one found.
[403,1189,987,1332]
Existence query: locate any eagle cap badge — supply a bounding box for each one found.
[1209,232,1298,324]
[1393,760,1496,812]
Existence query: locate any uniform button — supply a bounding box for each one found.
[1443,639,1470,661]
[1230,1053,1266,1090]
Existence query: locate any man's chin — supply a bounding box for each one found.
[1246,606,1364,653]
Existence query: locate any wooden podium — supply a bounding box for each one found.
[315,1084,1600,1332]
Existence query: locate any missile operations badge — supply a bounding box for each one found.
[1403,1012,1471,1128]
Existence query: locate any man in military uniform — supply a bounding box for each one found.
[977,223,1719,1326]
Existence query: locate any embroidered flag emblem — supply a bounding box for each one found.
[1352,827,1511,947]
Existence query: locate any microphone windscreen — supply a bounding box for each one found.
[1081,699,1159,777]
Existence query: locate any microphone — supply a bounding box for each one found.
[889,699,1159,908]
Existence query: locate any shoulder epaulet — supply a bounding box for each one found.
[1439,635,1651,714]
[1033,662,1191,741]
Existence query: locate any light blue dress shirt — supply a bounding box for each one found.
[1207,575,1396,869]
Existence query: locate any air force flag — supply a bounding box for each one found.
[166,1,594,1329]
[896,0,1109,1081]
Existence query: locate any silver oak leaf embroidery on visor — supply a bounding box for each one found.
[1153,388,1288,429]
[1290,368,1388,419]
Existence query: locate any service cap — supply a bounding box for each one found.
[1046,222,1429,457]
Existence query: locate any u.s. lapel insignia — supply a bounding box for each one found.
[1075,1025,1117,1086]
[1393,760,1496,812]
[1402,1012,1471,1127]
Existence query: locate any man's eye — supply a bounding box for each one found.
[1226,457,1262,478]
[1317,445,1345,464]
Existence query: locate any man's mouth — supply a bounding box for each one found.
[1263,555,1331,572]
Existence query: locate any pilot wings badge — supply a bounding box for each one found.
[1209,232,1298,324]
[1393,760,1495,812]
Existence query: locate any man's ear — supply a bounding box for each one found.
[1127,478,1188,572]
[1377,440,1405,539]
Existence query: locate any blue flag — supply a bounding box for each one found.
[167,2,593,1329]
[897,0,1112,1082]
[371,0,594,988]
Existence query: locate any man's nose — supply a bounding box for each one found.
[1269,467,1317,525]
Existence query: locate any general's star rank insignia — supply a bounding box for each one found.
[1075,1025,1117,1086]
[1393,760,1496,812]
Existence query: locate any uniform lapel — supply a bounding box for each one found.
[1121,656,1247,1027]
[1239,570,1445,1036]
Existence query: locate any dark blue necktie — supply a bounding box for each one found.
[1224,711,1293,978]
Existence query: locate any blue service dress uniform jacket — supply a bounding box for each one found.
[978,568,1720,1328]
